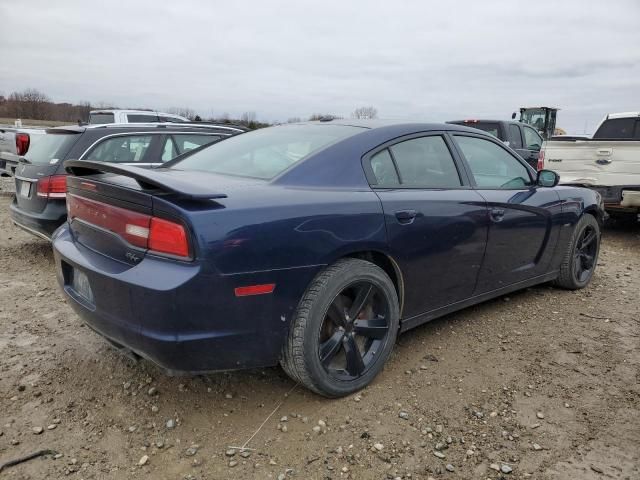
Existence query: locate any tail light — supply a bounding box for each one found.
[37,174,67,199]
[15,133,30,156]
[67,194,191,259]
[537,150,545,171]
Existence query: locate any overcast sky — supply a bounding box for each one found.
[1,0,639,133]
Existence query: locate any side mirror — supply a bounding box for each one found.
[537,169,559,187]
[511,112,517,120]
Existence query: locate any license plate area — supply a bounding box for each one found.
[62,262,95,306]
[19,180,32,198]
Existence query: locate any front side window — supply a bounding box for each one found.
[454,135,532,189]
[523,126,543,150]
[172,124,363,179]
[85,135,153,163]
[388,136,461,188]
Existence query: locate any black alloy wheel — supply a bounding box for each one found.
[318,281,391,381]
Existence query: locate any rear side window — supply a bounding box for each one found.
[508,125,523,148]
[173,134,220,154]
[388,136,461,188]
[84,135,153,163]
[593,118,638,139]
[454,135,532,189]
[159,116,186,123]
[88,113,115,124]
[23,133,79,165]
[161,135,222,162]
[126,114,159,123]
[370,149,399,186]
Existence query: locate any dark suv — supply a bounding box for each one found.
[10,123,244,240]
[447,119,544,168]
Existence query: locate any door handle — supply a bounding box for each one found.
[395,209,417,224]
[489,208,506,222]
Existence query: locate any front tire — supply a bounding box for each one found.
[281,258,399,397]
[554,214,600,289]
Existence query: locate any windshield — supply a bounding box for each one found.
[24,133,79,165]
[89,112,115,124]
[171,124,363,179]
[466,122,500,138]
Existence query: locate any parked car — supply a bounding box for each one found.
[89,109,190,124]
[52,120,604,397]
[541,112,640,220]
[10,122,243,240]
[447,119,544,168]
[0,126,45,177]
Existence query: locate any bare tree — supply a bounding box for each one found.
[308,113,341,121]
[351,106,378,120]
[7,88,51,119]
[287,117,302,123]
[241,111,257,124]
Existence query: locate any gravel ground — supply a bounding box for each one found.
[0,194,638,480]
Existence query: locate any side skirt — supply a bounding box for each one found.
[399,271,559,333]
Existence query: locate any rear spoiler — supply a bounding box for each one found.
[64,160,228,200]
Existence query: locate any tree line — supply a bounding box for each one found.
[0,88,378,128]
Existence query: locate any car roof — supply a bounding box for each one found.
[606,112,640,119]
[89,109,185,116]
[293,119,485,133]
[448,119,522,126]
[45,123,244,134]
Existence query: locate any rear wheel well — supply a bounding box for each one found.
[343,251,404,316]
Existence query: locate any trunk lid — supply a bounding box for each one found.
[64,161,248,265]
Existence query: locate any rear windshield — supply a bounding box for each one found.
[593,118,639,140]
[89,113,115,124]
[23,133,79,165]
[171,124,363,179]
[463,122,500,138]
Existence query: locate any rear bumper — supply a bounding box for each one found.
[565,184,640,213]
[52,224,319,373]
[9,197,67,240]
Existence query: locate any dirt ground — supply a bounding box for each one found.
[0,191,638,480]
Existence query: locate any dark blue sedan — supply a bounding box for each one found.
[52,120,604,397]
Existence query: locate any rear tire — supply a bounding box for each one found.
[281,259,399,397]
[554,214,600,290]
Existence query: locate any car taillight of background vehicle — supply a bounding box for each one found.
[37,174,67,199]
[15,133,30,156]
[537,150,545,171]
[66,194,191,259]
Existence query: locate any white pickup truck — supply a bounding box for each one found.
[540,112,640,220]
